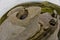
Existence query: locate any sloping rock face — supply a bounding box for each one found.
[0,2,59,40]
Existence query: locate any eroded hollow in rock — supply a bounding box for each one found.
[16,9,28,20]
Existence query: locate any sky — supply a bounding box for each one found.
[0,0,60,18]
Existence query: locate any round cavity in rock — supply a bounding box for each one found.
[49,19,56,26]
[16,9,28,20]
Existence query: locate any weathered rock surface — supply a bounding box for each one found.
[0,4,59,40]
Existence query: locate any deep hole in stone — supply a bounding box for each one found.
[51,12,57,18]
[20,10,28,20]
[51,12,55,17]
[16,9,28,20]
[49,19,56,26]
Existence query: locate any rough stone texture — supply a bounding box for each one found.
[0,6,59,40]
